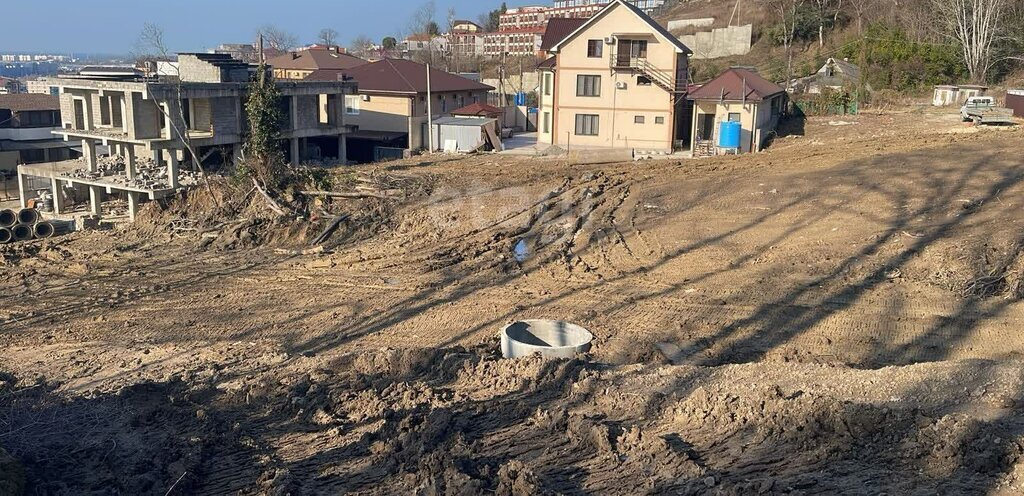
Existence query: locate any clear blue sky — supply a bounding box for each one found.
[0,0,504,55]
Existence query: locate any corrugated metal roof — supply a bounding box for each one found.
[450,102,503,117]
[432,116,497,126]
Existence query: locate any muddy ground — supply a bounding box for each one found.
[3,107,1024,494]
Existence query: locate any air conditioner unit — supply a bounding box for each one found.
[361,94,371,101]
[604,36,616,45]
[616,81,628,90]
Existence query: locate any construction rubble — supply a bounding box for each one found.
[60,154,202,190]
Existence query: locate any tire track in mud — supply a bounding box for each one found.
[0,251,278,332]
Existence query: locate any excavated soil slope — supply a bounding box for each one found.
[3,108,1024,494]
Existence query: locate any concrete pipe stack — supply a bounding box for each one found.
[0,208,68,244]
[0,209,15,244]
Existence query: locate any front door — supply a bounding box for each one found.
[698,114,715,141]
[616,39,648,66]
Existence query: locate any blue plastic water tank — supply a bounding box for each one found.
[718,121,742,149]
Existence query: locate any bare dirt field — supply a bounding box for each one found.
[3,107,1024,494]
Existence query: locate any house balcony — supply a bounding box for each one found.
[608,52,685,94]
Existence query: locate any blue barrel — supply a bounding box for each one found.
[718,121,741,149]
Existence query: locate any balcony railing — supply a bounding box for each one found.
[608,51,682,93]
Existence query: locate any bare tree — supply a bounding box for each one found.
[445,7,459,71]
[846,0,876,34]
[932,0,1009,82]
[407,1,437,37]
[318,28,339,47]
[349,35,375,58]
[769,0,805,87]
[134,23,167,61]
[812,0,829,46]
[134,24,218,206]
[257,25,299,51]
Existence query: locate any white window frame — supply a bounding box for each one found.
[345,95,360,115]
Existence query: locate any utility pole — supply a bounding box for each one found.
[426,63,433,154]
[499,50,507,127]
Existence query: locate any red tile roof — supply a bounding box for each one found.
[0,94,60,112]
[551,0,691,54]
[303,69,351,82]
[540,18,587,51]
[336,59,493,94]
[450,102,503,117]
[267,48,367,71]
[688,68,785,102]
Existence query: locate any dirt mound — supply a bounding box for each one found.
[0,446,25,496]
[127,169,434,253]
[4,343,1024,494]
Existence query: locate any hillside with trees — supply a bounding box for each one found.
[657,0,1024,93]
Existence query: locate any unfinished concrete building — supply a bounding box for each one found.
[16,53,358,220]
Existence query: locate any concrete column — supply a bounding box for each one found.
[120,95,130,134]
[17,169,28,209]
[89,186,102,216]
[339,135,347,165]
[83,95,95,131]
[51,178,64,214]
[126,145,137,180]
[168,153,180,189]
[153,148,164,167]
[127,192,141,221]
[290,95,299,131]
[124,92,137,137]
[83,139,98,172]
[290,138,300,166]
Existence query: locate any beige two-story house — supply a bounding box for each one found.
[539,0,692,154]
[307,59,493,163]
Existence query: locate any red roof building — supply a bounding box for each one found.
[688,67,786,102]
[450,102,504,118]
[267,47,367,80]
[688,68,788,155]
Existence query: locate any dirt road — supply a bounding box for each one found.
[3,108,1024,494]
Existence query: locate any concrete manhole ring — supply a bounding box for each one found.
[500,319,594,359]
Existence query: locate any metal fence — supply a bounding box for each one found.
[0,172,51,202]
[791,94,860,116]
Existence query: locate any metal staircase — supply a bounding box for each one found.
[610,52,687,103]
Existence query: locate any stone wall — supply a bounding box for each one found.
[678,24,752,60]
[667,17,715,31]
[177,55,222,83]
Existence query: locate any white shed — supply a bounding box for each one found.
[429,116,502,153]
[933,85,958,106]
